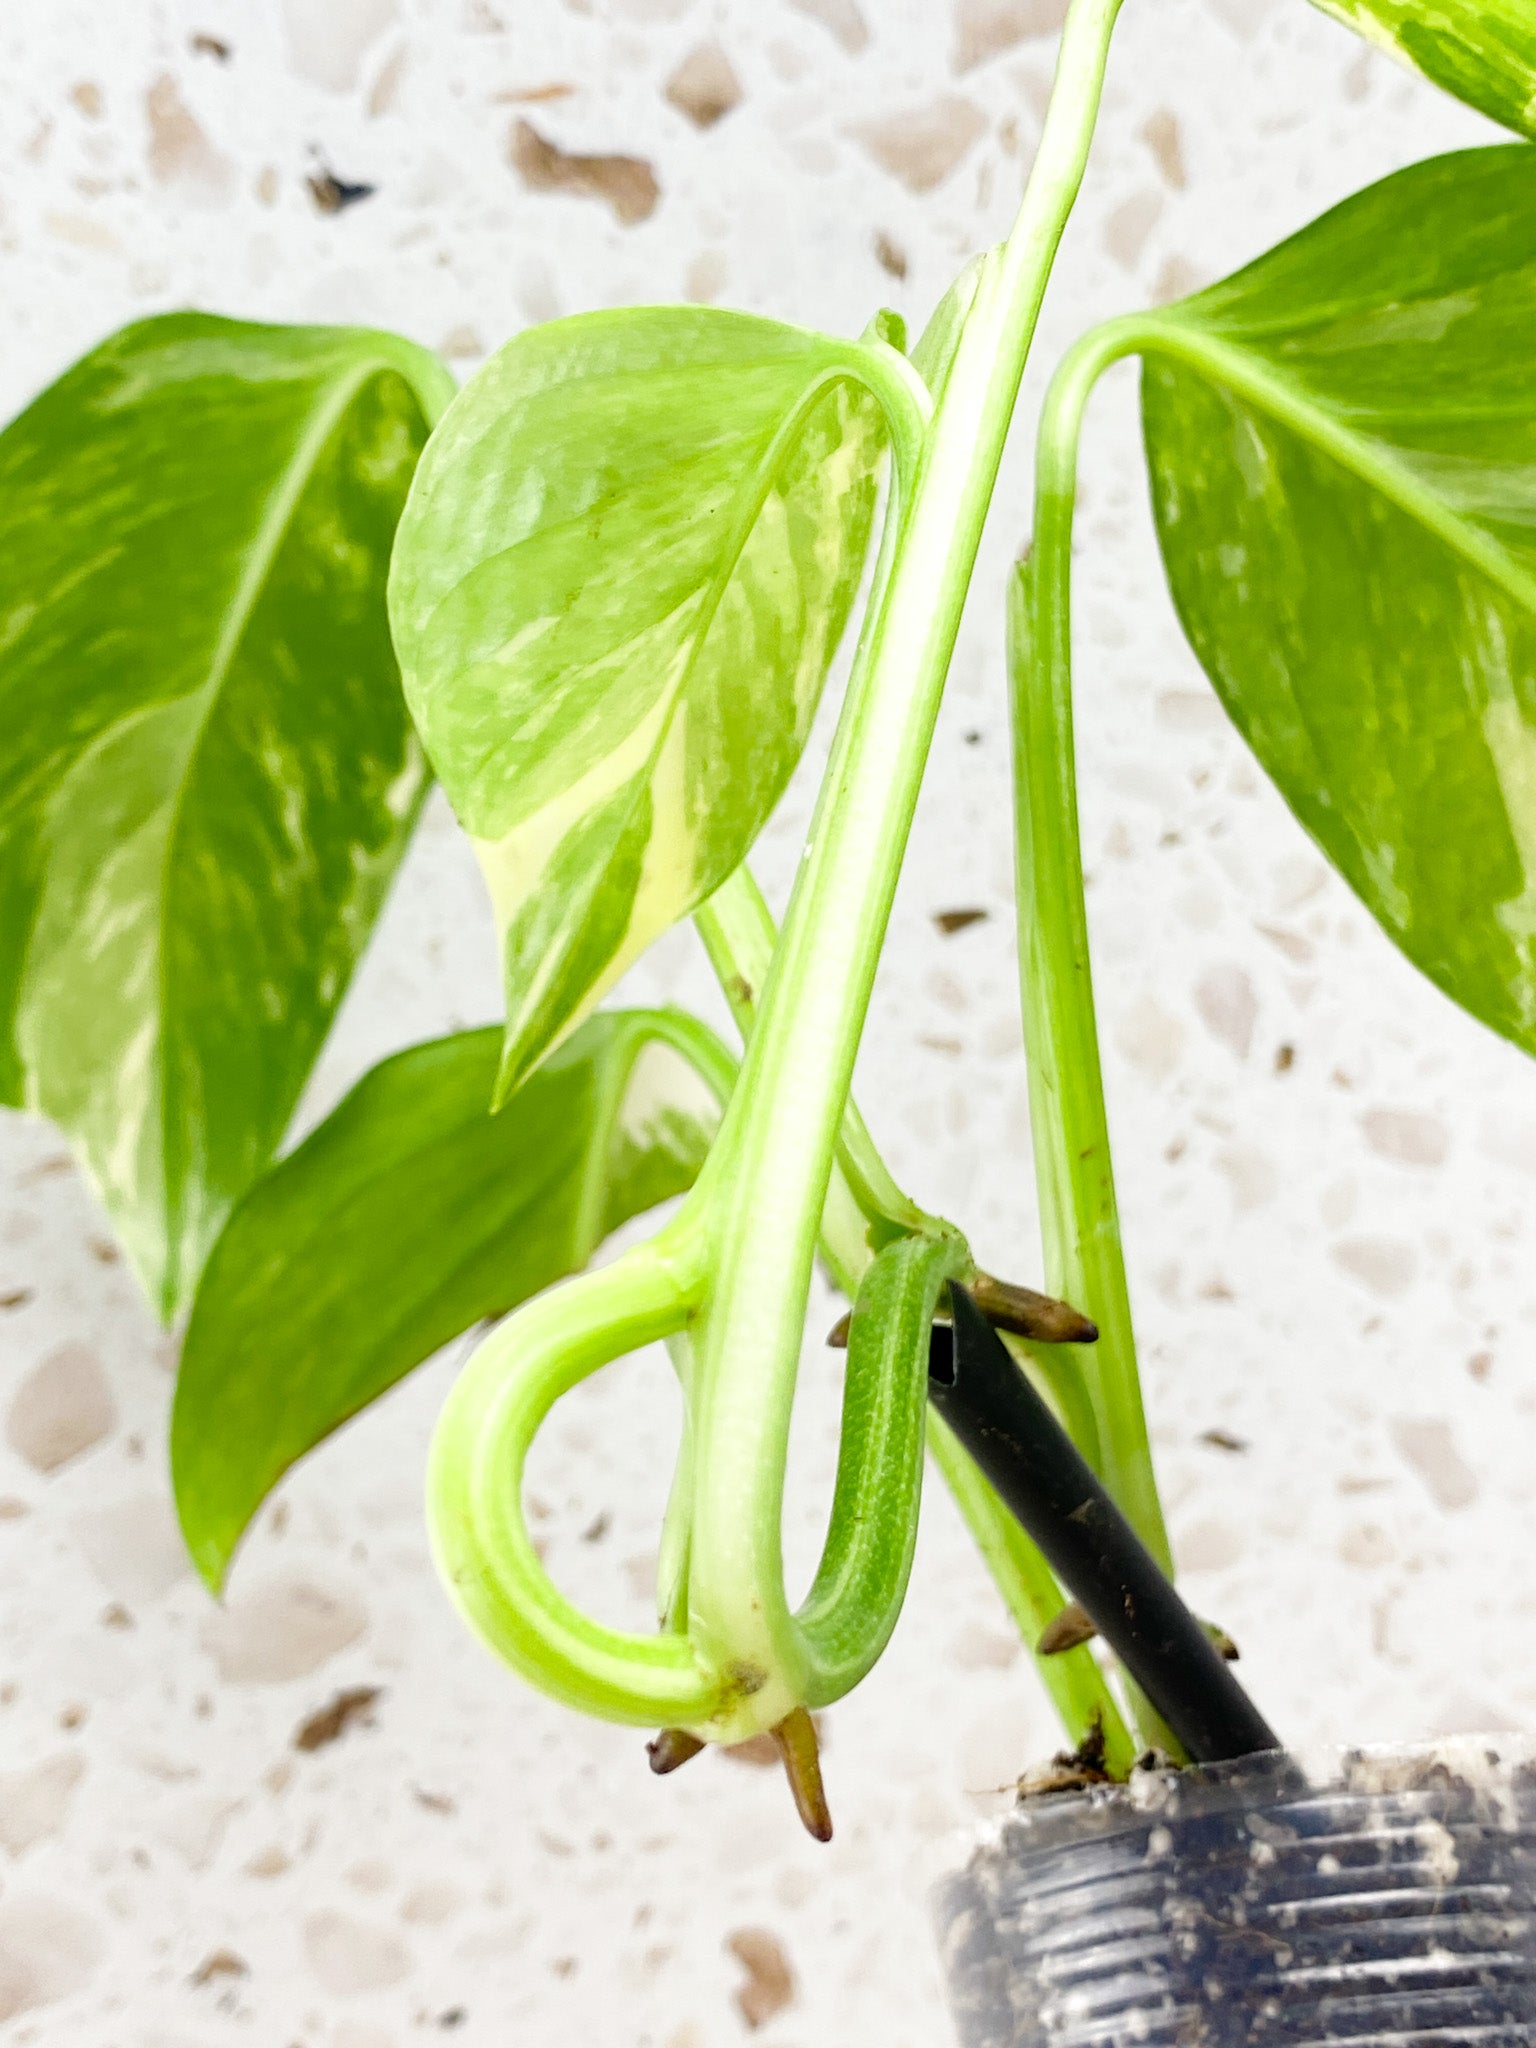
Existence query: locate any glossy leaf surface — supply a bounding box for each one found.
[1141,145,1536,1057]
[1307,0,1536,138]
[173,1008,732,1590]
[388,307,891,1101]
[0,313,454,1316]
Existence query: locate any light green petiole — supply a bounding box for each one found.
[427,0,1129,1751]
[692,868,936,1260]
[1010,311,1176,1576]
[680,0,1129,1740]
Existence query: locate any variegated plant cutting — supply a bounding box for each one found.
[2,0,1536,1838]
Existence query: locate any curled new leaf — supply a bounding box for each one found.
[1137,145,1536,1056]
[387,308,910,1102]
[172,1008,734,1591]
[0,313,455,1316]
[1306,0,1536,137]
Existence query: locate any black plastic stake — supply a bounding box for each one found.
[929,1285,1280,1765]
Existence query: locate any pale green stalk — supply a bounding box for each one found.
[693,870,934,1254]
[427,0,1131,1747]
[1011,316,1170,1573]
[681,0,1128,1724]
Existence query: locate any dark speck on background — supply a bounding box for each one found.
[934,907,989,935]
[307,166,377,213]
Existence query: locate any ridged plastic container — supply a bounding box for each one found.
[934,1740,1536,2048]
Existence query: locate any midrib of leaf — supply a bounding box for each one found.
[1185,266,1536,349]
[615,368,872,870]
[282,1150,568,1405]
[414,417,776,659]
[498,365,877,1073]
[606,376,876,983]
[189,1024,719,1588]
[1141,315,1536,620]
[662,366,868,708]
[153,356,400,1297]
[309,1023,715,1376]
[198,1084,576,1398]
[409,347,855,640]
[445,364,864,747]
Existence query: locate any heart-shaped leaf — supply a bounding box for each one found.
[1138,145,1536,1057]
[0,313,454,1317]
[1306,0,1536,139]
[172,1007,734,1590]
[387,308,895,1102]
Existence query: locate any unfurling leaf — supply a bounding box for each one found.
[1140,145,1536,1058]
[1306,0,1536,138]
[171,1008,732,1591]
[0,313,455,1317]
[388,308,891,1103]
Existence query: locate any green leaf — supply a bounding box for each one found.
[1307,0,1536,139]
[1137,144,1536,1058]
[0,313,455,1317]
[387,307,894,1102]
[172,1006,734,1591]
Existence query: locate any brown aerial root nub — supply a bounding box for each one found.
[968,1273,1098,1345]
[646,1728,705,1775]
[772,1706,833,1843]
[1202,1619,1240,1662]
[1037,1600,1098,1656]
[825,1273,1097,1351]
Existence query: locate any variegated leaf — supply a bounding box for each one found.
[1306,0,1536,138]
[1142,144,1536,1057]
[387,308,890,1101]
[0,313,453,1317]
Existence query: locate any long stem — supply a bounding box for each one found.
[699,870,1108,1468]
[1012,319,1169,1571]
[695,868,935,1251]
[684,0,1127,1701]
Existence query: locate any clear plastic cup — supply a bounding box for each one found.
[934,1739,1536,2047]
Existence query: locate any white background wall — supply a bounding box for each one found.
[0,2,1527,2044]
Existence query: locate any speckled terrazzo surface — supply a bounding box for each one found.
[0,3,1528,2043]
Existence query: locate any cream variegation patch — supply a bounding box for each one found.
[1484,698,1536,948]
[617,1036,722,1158]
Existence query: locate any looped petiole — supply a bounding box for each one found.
[427,1175,971,1752]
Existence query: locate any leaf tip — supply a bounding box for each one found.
[170,1463,235,1599]
[179,1514,233,1600]
[489,1046,525,1113]
[195,1551,230,1600]
[492,1014,553,1110]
